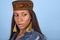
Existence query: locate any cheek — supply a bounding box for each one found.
[14,17,18,24]
[24,16,31,23]
[23,16,31,26]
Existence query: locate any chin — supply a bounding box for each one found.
[18,26,26,30]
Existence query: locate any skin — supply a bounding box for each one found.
[13,10,31,39]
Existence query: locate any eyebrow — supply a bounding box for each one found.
[21,12,27,13]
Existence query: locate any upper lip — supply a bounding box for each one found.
[18,24,22,25]
[18,23,23,25]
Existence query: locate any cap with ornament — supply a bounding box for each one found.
[12,0,33,10]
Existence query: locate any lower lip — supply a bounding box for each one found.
[18,24,23,27]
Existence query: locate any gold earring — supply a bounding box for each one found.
[26,22,32,32]
[13,22,32,32]
[13,24,17,32]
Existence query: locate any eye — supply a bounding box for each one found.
[13,13,18,17]
[22,13,27,16]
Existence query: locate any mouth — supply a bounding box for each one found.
[17,24,23,27]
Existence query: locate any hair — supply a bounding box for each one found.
[9,10,44,40]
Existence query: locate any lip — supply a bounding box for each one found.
[17,24,23,27]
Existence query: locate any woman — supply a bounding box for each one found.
[9,0,46,40]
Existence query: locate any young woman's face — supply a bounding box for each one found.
[13,10,31,30]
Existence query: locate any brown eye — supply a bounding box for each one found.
[13,13,18,17]
[22,13,27,16]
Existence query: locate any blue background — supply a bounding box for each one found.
[0,0,60,40]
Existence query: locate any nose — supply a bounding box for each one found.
[18,16,23,22]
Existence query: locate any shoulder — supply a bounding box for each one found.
[13,32,18,36]
[32,31,46,40]
[11,32,18,40]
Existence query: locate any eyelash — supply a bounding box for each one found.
[13,13,27,17]
[22,14,27,16]
[13,14,18,17]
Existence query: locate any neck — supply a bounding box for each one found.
[19,29,26,35]
[16,29,26,40]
